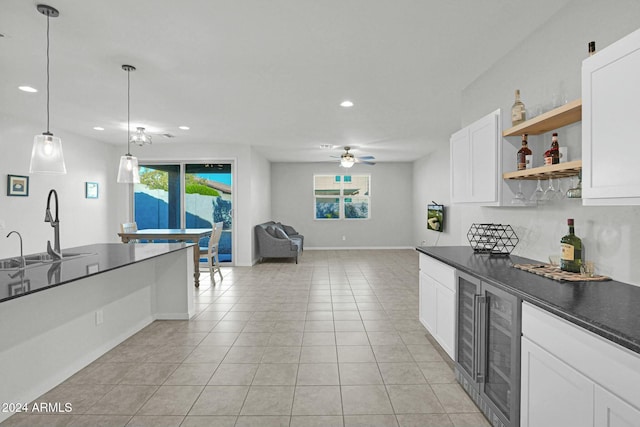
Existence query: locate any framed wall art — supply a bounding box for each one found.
[85,182,99,199]
[7,175,29,197]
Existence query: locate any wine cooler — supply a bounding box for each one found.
[455,271,522,427]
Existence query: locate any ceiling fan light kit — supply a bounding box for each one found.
[335,146,375,168]
[29,4,67,175]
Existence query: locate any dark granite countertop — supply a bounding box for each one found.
[0,243,192,303]
[416,246,640,355]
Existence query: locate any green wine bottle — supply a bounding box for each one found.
[560,218,582,273]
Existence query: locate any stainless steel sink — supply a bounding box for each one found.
[0,252,92,270]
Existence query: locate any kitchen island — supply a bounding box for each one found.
[0,243,194,423]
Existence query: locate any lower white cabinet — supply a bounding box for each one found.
[595,386,640,427]
[521,302,640,427]
[520,337,593,427]
[418,254,456,359]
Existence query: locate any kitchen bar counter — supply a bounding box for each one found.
[0,242,192,303]
[416,246,640,355]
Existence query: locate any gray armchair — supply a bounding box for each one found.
[255,221,303,263]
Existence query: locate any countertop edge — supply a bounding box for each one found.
[1,243,194,304]
[416,246,640,355]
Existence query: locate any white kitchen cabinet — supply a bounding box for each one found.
[418,254,456,359]
[595,386,640,427]
[450,109,502,205]
[520,337,593,427]
[521,302,640,427]
[582,27,640,205]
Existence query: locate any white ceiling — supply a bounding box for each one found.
[1,0,572,163]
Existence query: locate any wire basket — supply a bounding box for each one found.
[467,223,519,255]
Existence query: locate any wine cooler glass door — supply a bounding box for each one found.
[457,274,480,379]
[481,283,521,425]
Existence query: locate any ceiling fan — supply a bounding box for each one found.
[331,146,376,168]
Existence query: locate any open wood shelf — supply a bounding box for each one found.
[503,99,582,137]
[503,160,582,180]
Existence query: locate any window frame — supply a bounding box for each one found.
[313,174,371,220]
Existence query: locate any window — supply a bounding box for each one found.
[314,175,370,219]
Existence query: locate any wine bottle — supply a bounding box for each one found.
[588,41,596,56]
[511,89,526,126]
[560,218,582,273]
[517,134,532,171]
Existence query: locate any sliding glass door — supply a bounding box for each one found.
[133,162,233,263]
[184,163,232,262]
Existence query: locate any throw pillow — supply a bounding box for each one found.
[283,224,297,235]
[265,226,277,237]
[274,227,289,239]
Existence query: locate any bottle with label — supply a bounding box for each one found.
[517,134,532,170]
[588,41,596,56]
[511,89,526,126]
[560,218,582,273]
[549,133,560,164]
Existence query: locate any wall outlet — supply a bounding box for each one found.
[342,235,346,241]
[95,310,103,326]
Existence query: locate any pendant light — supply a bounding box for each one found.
[117,65,140,184]
[29,4,66,175]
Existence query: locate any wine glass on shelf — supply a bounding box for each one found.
[530,179,545,204]
[511,181,526,205]
[543,178,562,201]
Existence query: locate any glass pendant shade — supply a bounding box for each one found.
[117,154,140,183]
[130,127,152,146]
[30,133,67,174]
[341,157,355,168]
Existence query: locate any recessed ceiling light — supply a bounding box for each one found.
[93,126,104,131]
[179,126,190,130]
[18,86,38,93]
[340,100,354,108]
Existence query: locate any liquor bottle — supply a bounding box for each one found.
[560,218,582,273]
[511,89,526,126]
[517,134,532,170]
[588,41,596,56]
[550,133,560,164]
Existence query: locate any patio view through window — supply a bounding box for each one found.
[134,163,233,262]
[314,175,370,219]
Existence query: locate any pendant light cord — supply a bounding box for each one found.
[127,68,131,156]
[46,13,51,134]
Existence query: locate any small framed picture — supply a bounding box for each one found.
[85,182,99,199]
[427,203,445,232]
[7,175,29,197]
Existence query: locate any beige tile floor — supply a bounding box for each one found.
[2,249,490,427]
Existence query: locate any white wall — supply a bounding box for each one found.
[250,149,272,263]
[113,142,269,266]
[0,114,118,259]
[413,0,640,285]
[272,162,413,248]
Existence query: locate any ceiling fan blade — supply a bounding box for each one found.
[357,155,375,160]
[356,160,376,166]
[329,155,342,158]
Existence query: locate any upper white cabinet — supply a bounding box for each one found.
[582,27,640,205]
[450,109,502,205]
[418,254,456,359]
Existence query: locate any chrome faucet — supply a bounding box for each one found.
[45,189,62,260]
[6,230,25,269]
